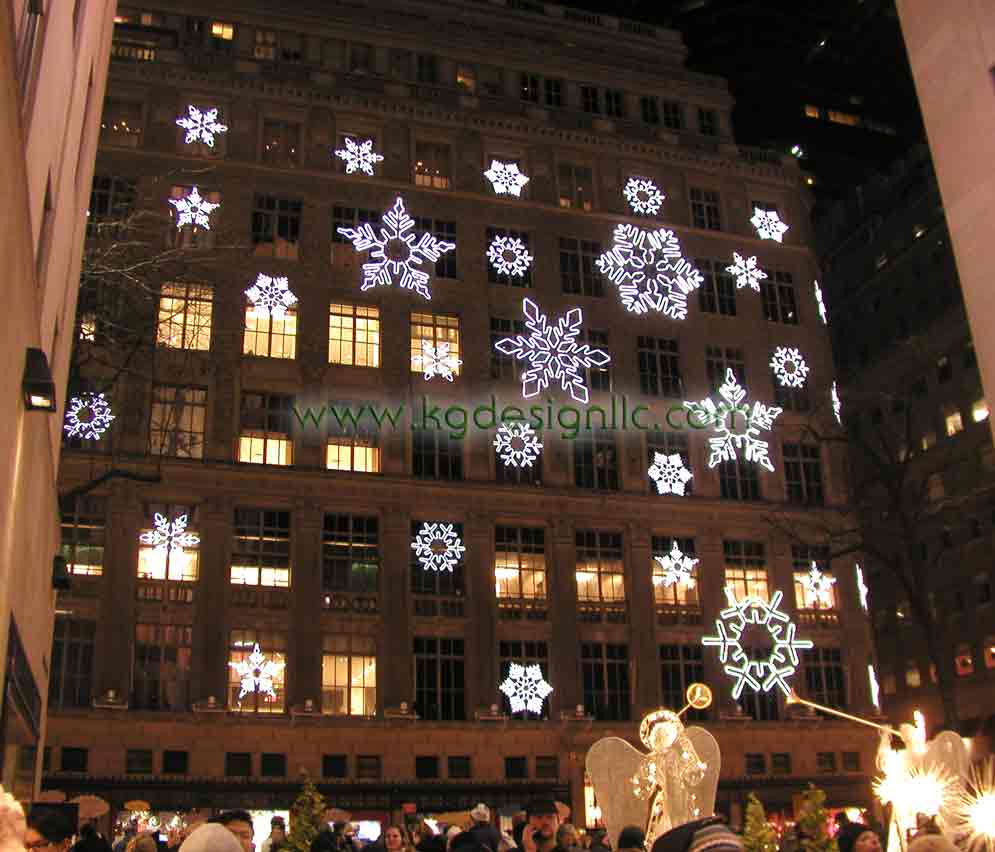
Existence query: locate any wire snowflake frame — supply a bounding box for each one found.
[500,663,553,714]
[726,252,768,292]
[245,274,297,320]
[168,187,219,230]
[647,452,693,496]
[411,522,466,572]
[334,137,385,176]
[799,562,836,608]
[176,105,228,147]
[486,234,533,278]
[228,644,284,700]
[654,542,699,589]
[750,207,789,242]
[414,340,461,382]
[494,421,543,468]
[63,393,115,440]
[483,160,530,196]
[139,514,200,556]
[769,346,810,388]
[623,177,665,215]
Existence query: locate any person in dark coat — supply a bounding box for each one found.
[466,806,501,852]
[73,823,114,852]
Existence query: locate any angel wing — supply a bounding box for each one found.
[680,727,722,821]
[586,737,647,847]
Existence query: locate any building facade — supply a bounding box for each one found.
[46,0,878,831]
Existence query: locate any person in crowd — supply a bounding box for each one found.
[73,823,113,852]
[26,810,76,852]
[466,807,500,852]
[411,822,443,852]
[260,819,285,852]
[450,837,492,852]
[445,828,462,852]
[510,823,525,852]
[113,826,137,852]
[512,800,560,852]
[310,826,338,852]
[131,834,158,852]
[649,817,742,852]
[179,825,242,852]
[616,828,644,852]
[587,831,609,852]
[555,826,580,852]
[578,835,591,852]
[383,826,414,852]
[835,823,882,852]
[208,812,254,852]
[907,835,957,852]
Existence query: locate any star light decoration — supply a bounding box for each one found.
[139,513,200,557]
[494,297,611,404]
[228,643,284,701]
[814,280,828,325]
[595,224,704,317]
[245,274,297,320]
[494,421,543,468]
[955,760,995,852]
[653,542,699,589]
[725,252,768,292]
[411,522,466,573]
[647,452,693,496]
[750,207,789,243]
[175,105,228,147]
[702,588,814,698]
[623,177,665,216]
[334,137,385,176]
[831,381,842,425]
[486,234,533,278]
[168,187,219,230]
[336,197,455,300]
[684,368,782,472]
[769,346,810,388]
[413,340,462,382]
[63,393,115,441]
[800,562,837,608]
[500,662,553,715]
[483,160,530,197]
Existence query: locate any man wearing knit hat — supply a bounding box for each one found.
[512,801,560,852]
[467,805,501,852]
[649,817,742,852]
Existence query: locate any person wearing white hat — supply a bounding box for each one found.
[466,807,500,852]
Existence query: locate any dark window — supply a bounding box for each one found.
[499,641,550,718]
[660,645,705,721]
[411,521,465,598]
[745,753,766,775]
[261,753,286,777]
[638,337,682,397]
[448,756,471,778]
[356,755,381,779]
[520,73,539,102]
[60,747,88,773]
[239,391,294,464]
[647,432,693,497]
[662,101,683,130]
[690,188,721,231]
[251,195,302,259]
[842,752,861,772]
[580,329,612,392]
[261,119,300,168]
[605,89,624,118]
[772,753,792,775]
[560,238,603,295]
[573,429,618,490]
[323,754,348,777]
[59,496,106,576]
[49,618,96,708]
[505,756,528,779]
[162,750,188,774]
[535,756,559,779]
[761,270,798,324]
[581,85,600,113]
[416,54,438,84]
[544,78,563,107]
[705,345,746,391]
[232,508,292,587]
[149,385,208,459]
[414,637,466,721]
[331,205,378,244]
[415,756,440,779]
[698,108,718,136]
[133,624,193,711]
[413,218,458,279]
[321,514,379,594]
[225,752,252,776]
[783,443,824,504]
[640,96,659,125]
[88,175,137,232]
[737,648,779,720]
[491,317,526,382]
[697,259,736,316]
[486,227,533,288]
[126,749,153,774]
[776,383,811,413]
[803,648,846,709]
[720,458,760,501]
[581,642,630,721]
[412,428,463,481]
[816,752,837,773]
[937,355,952,383]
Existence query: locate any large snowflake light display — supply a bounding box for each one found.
[750,207,789,243]
[647,452,693,496]
[769,346,810,388]
[500,663,553,714]
[814,280,828,325]
[623,178,665,215]
[702,589,814,698]
[484,160,530,196]
[684,369,782,472]
[596,224,703,318]
[654,542,699,589]
[336,197,455,300]
[414,340,462,382]
[176,105,228,147]
[168,187,219,230]
[486,234,533,278]
[800,562,836,608]
[831,381,842,425]
[63,393,115,441]
[139,513,200,556]
[725,252,768,292]
[334,137,384,176]
[228,643,284,701]
[494,422,543,468]
[411,522,466,572]
[245,274,297,320]
[493,298,611,404]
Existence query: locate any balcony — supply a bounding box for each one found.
[497,597,548,620]
[797,609,841,628]
[578,601,628,624]
[230,586,289,609]
[655,604,703,626]
[413,596,465,618]
[322,592,379,615]
[136,581,194,604]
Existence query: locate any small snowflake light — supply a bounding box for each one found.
[336,197,455,300]
[334,137,385,176]
[596,224,703,317]
[228,643,284,701]
[831,381,842,425]
[411,522,466,572]
[139,513,200,556]
[814,280,828,325]
[500,663,553,715]
[800,562,836,608]
[168,187,219,230]
[623,177,665,216]
[702,588,814,698]
[647,452,693,496]
[414,340,461,382]
[684,368,782,472]
[494,421,543,468]
[176,105,228,147]
[486,234,533,278]
[856,564,869,611]
[63,393,115,440]
[494,298,610,404]
[245,274,297,320]
[654,542,699,589]
[725,252,768,292]
[484,160,530,197]
[750,207,789,242]
[770,346,810,388]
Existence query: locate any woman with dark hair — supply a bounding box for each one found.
[383,827,414,852]
[26,809,76,852]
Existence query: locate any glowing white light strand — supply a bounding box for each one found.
[176,105,228,147]
[800,562,836,608]
[63,393,115,440]
[623,178,665,215]
[595,224,703,317]
[856,564,869,611]
[725,252,768,292]
[647,451,693,496]
[334,137,385,176]
[486,235,533,278]
[750,207,789,242]
[228,643,284,700]
[484,160,530,196]
[245,274,297,320]
[770,346,810,388]
[493,422,543,468]
[869,664,881,709]
[500,662,553,714]
[653,543,699,589]
[411,523,466,573]
[336,197,455,300]
[168,187,219,230]
[414,340,461,382]
[139,514,200,556]
[493,297,611,404]
[815,280,828,325]
[684,369,782,472]
[955,760,995,852]
[832,381,842,425]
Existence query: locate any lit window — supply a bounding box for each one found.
[244,306,297,359]
[793,569,836,610]
[652,537,698,606]
[956,644,974,677]
[254,30,277,61]
[327,439,380,473]
[211,21,234,40]
[905,664,921,688]
[984,638,995,669]
[723,540,767,599]
[804,104,820,118]
[414,141,451,190]
[228,629,286,714]
[410,312,460,375]
[827,110,859,126]
[321,636,376,716]
[231,508,291,588]
[138,509,199,583]
[239,393,293,466]
[156,283,213,350]
[60,496,106,577]
[325,403,381,473]
[921,431,937,452]
[456,65,476,93]
[558,162,594,211]
[945,409,964,437]
[100,99,144,147]
[329,303,380,367]
[575,531,624,602]
[149,385,207,459]
[973,399,989,422]
[495,527,546,601]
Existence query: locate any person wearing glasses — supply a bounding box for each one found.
[25,810,76,852]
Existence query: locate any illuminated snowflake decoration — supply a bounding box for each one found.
[814,280,828,325]
[684,369,782,472]
[800,562,836,608]
[500,663,553,714]
[831,381,842,425]
[139,514,200,556]
[336,197,455,300]
[228,644,284,701]
[245,274,297,320]
[411,522,466,573]
[494,421,543,468]
[856,564,869,611]
[702,589,814,698]
[168,187,219,230]
[726,252,768,292]
[63,393,115,440]
[334,137,384,176]
[770,346,810,388]
[647,452,693,496]
[414,340,461,382]
[176,105,228,147]
[750,207,789,242]
[486,235,533,278]
[654,542,699,589]
[595,224,703,317]
[484,160,530,197]
[494,298,611,404]
[623,177,665,215]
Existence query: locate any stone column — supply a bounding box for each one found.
[627,524,658,715]
[290,500,323,707]
[379,510,412,708]
[191,496,232,703]
[465,512,496,713]
[696,536,736,717]
[549,518,581,714]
